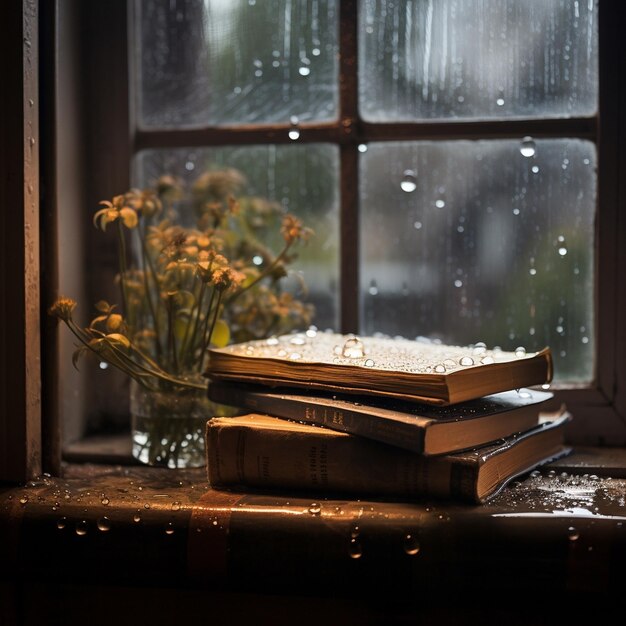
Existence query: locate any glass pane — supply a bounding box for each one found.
[359,139,596,384]
[134,144,340,331]
[136,0,339,127]
[359,0,598,122]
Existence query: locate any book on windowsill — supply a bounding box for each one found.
[208,381,557,456]
[205,410,572,504]
[205,332,553,405]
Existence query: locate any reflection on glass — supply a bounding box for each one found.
[360,139,596,383]
[134,144,340,331]
[137,0,339,127]
[359,0,598,121]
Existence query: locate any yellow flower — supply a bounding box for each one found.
[212,266,246,292]
[125,188,162,218]
[93,195,138,231]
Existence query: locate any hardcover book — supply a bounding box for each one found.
[206,410,572,504]
[208,382,556,456]
[206,332,553,405]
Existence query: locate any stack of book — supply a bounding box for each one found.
[203,332,571,504]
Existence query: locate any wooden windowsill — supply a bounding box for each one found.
[2,447,626,622]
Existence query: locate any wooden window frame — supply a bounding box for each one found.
[1,0,625,483]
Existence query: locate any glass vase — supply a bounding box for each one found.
[130,379,218,469]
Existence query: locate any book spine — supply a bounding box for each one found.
[208,384,427,454]
[206,419,480,503]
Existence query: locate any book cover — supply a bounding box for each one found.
[206,410,572,504]
[208,381,556,456]
[206,332,553,405]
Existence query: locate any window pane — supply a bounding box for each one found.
[134,144,340,331]
[359,139,596,384]
[136,0,339,127]
[359,0,598,122]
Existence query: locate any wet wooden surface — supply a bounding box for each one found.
[1,456,626,599]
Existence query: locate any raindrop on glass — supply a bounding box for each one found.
[165,523,175,535]
[459,356,474,366]
[435,199,445,209]
[252,255,263,266]
[75,520,88,536]
[358,144,368,153]
[97,517,111,532]
[171,501,181,512]
[99,361,109,370]
[133,513,141,523]
[515,346,527,358]
[101,497,110,506]
[520,137,536,158]
[57,517,67,530]
[364,359,375,367]
[531,165,540,174]
[434,364,446,373]
[288,127,300,141]
[567,526,580,541]
[400,170,417,193]
[454,279,463,288]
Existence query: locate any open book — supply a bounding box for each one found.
[208,382,556,456]
[206,332,553,405]
[206,410,571,504]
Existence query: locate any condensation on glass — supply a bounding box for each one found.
[136,0,339,127]
[133,144,340,331]
[359,140,596,383]
[359,0,598,121]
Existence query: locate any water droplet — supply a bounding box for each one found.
[520,137,536,158]
[133,513,141,523]
[99,361,109,370]
[289,352,302,360]
[57,517,67,530]
[350,525,360,539]
[97,517,111,532]
[185,161,195,171]
[312,47,321,56]
[358,144,368,153]
[144,503,150,509]
[443,359,456,370]
[558,246,568,256]
[288,123,300,140]
[171,501,181,512]
[308,502,321,515]
[515,346,527,357]
[306,326,317,338]
[266,336,279,346]
[364,359,375,367]
[75,520,88,536]
[454,279,463,288]
[480,355,495,365]
[298,66,311,76]
[403,534,420,556]
[400,170,417,193]
[342,336,365,359]
[348,538,363,559]
[567,526,580,541]
[496,97,505,106]
[530,470,541,478]
[434,364,446,373]
[368,280,378,296]
[413,221,422,230]
[165,523,175,535]
[531,165,540,174]
[459,356,474,366]
[19,495,28,505]
[290,335,306,346]
[513,208,520,216]
[252,255,263,265]
[435,199,445,209]
[101,497,110,506]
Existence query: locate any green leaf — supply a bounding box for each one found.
[210,319,230,348]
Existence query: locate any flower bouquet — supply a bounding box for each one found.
[50,167,314,467]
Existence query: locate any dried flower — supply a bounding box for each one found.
[48,297,77,322]
[51,167,314,391]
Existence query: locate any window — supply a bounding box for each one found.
[3,0,624,481]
